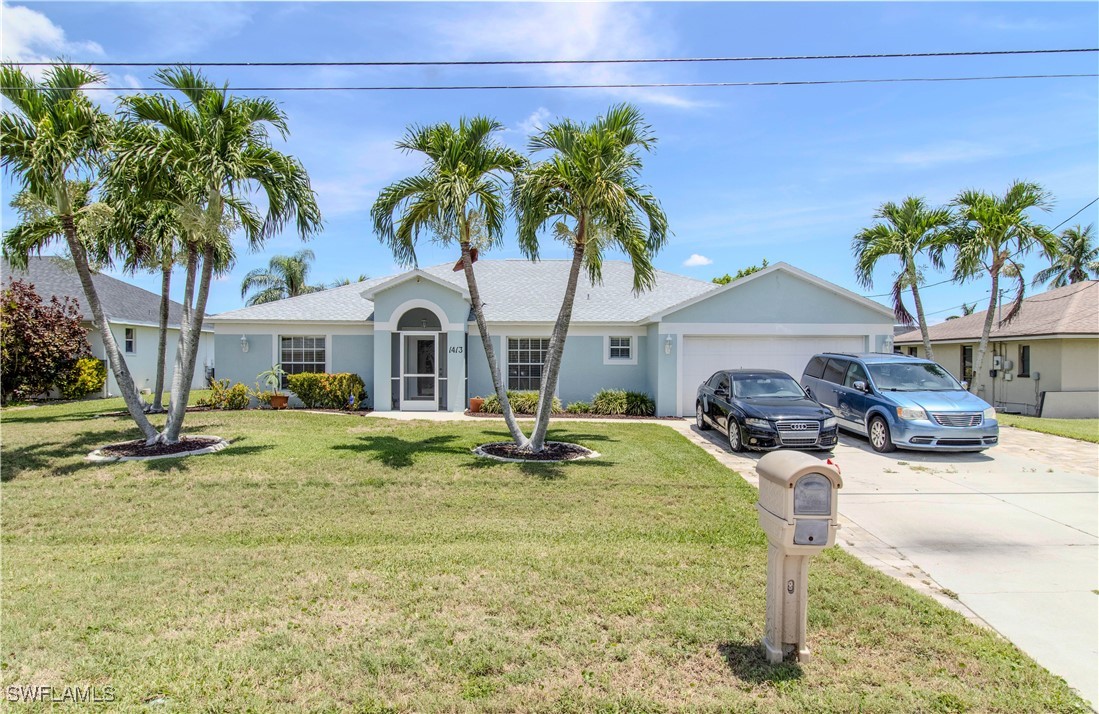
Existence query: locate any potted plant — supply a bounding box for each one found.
[256,364,289,409]
[469,396,485,413]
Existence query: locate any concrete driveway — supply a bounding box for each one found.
[673,422,1099,710]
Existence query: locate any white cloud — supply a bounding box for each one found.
[518,107,552,135]
[683,253,713,267]
[0,2,104,65]
[432,4,706,110]
[308,137,425,218]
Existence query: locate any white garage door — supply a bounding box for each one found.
[680,335,866,415]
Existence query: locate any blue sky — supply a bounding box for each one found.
[2,1,1097,320]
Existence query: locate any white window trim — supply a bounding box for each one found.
[276,334,331,376]
[502,335,555,393]
[603,335,637,365]
[124,327,136,354]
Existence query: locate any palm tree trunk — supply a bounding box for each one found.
[57,208,158,441]
[459,236,529,447]
[528,228,586,453]
[151,261,171,411]
[910,282,935,363]
[970,264,1001,395]
[161,245,214,443]
[157,248,197,444]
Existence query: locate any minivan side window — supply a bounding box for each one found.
[803,356,827,379]
[822,359,848,384]
[843,361,869,388]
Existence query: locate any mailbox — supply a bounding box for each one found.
[755,451,843,664]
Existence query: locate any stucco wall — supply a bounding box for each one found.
[662,270,891,325]
[332,334,374,408]
[1061,339,1099,391]
[370,278,470,326]
[91,324,213,397]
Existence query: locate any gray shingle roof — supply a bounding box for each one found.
[1,256,197,327]
[212,259,718,324]
[895,281,1098,342]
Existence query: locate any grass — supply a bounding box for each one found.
[997,413,1099,443]
[0,399,1090,713]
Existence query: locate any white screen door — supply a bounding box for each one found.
[400,333,437,411]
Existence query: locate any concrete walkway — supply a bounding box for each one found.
[364,410,1098,707]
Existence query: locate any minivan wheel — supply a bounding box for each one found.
[696,402,710,430]
[868,416,896,453]
[727,419,744,453]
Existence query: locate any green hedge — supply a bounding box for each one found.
[480,390,563,415]
[57,357,106,399]
[287,372,367,410]
[591,389,655,416]
[198,379,250,410]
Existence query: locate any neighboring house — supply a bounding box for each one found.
[896,281,1098,418]
[210,260,894,417]
[1,256,214,398]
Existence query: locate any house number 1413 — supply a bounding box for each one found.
[449,346,463,354]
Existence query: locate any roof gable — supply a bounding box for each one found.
[361,268,470,300]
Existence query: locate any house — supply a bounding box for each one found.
[1,256,214,398]
[209,260,896,417]
[895,281,1098,418]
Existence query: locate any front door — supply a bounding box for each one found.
[400,333,437,411]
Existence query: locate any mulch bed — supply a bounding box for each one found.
[476,441,594,461]
[98,436,225,458]
[465,411,678,420]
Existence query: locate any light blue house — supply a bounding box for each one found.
[210,260,895,416]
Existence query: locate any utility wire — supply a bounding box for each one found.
[15,73,1097,92]
[11,47,1097,68]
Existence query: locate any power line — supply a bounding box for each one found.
[13,73,1096,93]
[11,47,1097,68]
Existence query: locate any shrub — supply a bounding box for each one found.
[624,391,656,416]
[480,390,562,415]
[591,389,628,415]
[566,401,591,414]
[591,389,656,416]
[57,357,106,399]
[198,379,249,410]
[287,372,368,409]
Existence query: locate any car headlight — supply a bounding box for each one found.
[983,406,996,420]
[822,417,837,429]
[896,406,927,421]
[744,417,770,428]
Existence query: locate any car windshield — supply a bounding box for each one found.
[732,375,805,398]
[867,362,963,391]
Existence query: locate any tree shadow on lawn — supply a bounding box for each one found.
[332,434,466,468]
[1,426,138,481]
[717,642,803,683]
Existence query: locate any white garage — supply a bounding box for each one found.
[679,335,868,415]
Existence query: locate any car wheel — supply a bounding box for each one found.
[868,416,895,453]
[727,419,744,453]
[696,402,710,430]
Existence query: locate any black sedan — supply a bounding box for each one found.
[695,369,839,452]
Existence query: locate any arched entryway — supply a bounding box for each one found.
[393,302,449,411]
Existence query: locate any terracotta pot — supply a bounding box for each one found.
[469,397,484,413]
[270,394,289,410]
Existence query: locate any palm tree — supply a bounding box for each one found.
[371,117,529,447]
[514,104,668,452]
[117,67,322,443]
[330,273,369,288]
[1031,224,1098,288]
[852,197,952,361]
[950,181,1057,392]
[0,64,162,440]
[241,249,325,305]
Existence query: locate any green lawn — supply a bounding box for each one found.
[0,400,1088,713]
[997,413,1099,443]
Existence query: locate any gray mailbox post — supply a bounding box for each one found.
[756,451,843,664]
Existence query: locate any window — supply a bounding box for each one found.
[803,356,827,379]
[507,338,549,391]
[843,361,869,389]
[822,359,848,385]
[124,328,136,353]
[280,336,326,386]
[961,346,974,384]
[1018,345,1031,377]
[608,336,632,360]
[907,346,918,357]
